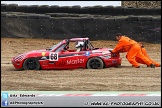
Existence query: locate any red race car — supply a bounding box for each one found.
[11,38,122,70]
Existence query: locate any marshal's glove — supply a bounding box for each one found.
[109,50,113,53]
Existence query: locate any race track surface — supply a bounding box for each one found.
[1,38,161,91]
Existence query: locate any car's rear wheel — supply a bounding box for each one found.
[87,57,104,69]
[23,58,40,70]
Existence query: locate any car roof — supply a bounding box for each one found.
[69,37,89,42]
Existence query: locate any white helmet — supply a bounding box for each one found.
[76,41,84,48]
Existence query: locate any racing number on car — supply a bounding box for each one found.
[49,52,58,61]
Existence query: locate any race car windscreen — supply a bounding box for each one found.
[46,41,62,51]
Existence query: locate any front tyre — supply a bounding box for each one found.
[87,57,104,69]
[23,58,40,70]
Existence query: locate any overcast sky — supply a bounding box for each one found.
[1,1,121,7]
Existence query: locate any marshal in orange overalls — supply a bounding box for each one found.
[135,47,160,67]
[111,36,154,68]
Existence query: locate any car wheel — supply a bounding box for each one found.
[87,57,104,69]
[23,58,40,70]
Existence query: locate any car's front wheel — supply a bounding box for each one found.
[23,58,40,70]
[87,57,104,69]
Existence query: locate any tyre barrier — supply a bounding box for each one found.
[80,6,91,14]
[138,16,152,21]
[114,17,128,21]
[50,17,61,20]
[6,14,17,18]
[59,17,81,21]
[15,5,28,12]
[93,16,105,21]
[157,8,161,15]
[1,12,161,22]
[55,13,69,17]
[102,6,114,14]
[1,4,161,15]
[37,5,49,14]
[147,8,159,15]
[38,15,51,19]
[105,18,115,21]
[1,12,8,17]
[113,6,124,15]
[79,14,92,17]
[1,4,7,10]
[123,7,135,15]
[152,17,161,22]
[26,5,38,13]
[134,8,147,15]
[16,14,28,19]
[48,5,59,13]
[6,4,18,10]
[27,14,39,19]
[68,5,81,13]
[45,13,58,17]
[1,15,161,43]
[127,15,139,21]
[67,14,80,17]
[58,6,69,13]
[90,5,102,13]
[45,13,80,17]
[81,17,94,21]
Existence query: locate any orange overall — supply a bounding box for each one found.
[135,47,160,67]
[112,36,153,68]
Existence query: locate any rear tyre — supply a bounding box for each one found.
[23,58,40,70]
[87,57,104,69]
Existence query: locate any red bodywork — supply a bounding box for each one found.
[11,38,122,70]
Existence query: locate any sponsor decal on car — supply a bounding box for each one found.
[85,51,90,56]
[49,52,58,61]
[67,59,84,65]
[42,52,46,56]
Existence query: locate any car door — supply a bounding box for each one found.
[65,51,88,69]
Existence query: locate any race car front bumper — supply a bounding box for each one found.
[11,58,23,69]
